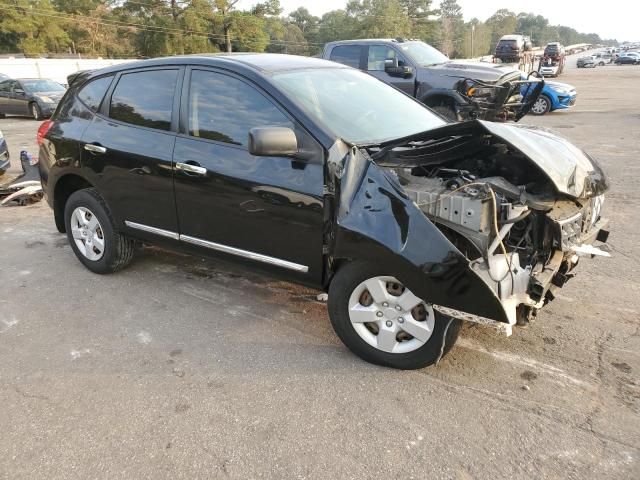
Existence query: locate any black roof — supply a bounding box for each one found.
[85,53,345,80]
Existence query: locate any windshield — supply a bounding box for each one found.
[22,79,65,93]
[396,41,449,66]
[271,68,445,144]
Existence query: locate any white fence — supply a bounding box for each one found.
[0,58,138,84]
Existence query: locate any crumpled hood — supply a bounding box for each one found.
[544,81,575,93]
[477,120,607,198]
[427,61,520,83]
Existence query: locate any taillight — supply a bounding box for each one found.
[37,119,53,146]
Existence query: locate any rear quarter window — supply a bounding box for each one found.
[109,69,178,131]
[77,75,113,112]
[329,45,363,68]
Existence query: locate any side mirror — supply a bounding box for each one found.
[384,58,399,70]
[384,59,414,78]
[14,88,25,95]
[248,127,298,157]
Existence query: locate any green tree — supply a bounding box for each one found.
[0,0,71,55]
[439,0,463,57]
[288,6,320,53]
[516,12,550,46]
[213,0,239,53]
[399,0,439,44]
[459,18,491,59]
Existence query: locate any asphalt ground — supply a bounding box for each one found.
[0,56,638,479]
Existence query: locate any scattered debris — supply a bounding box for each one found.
[522,385,531,391]
[136,330,152,345]
[70,348,91,360]
[0,151,43,206]
[316,293,329,302]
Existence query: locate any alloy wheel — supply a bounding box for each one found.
[531,96,549,115]
[347,276,435,354]
[70,206,105,261]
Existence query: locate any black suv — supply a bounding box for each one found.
[323,38,542,121]
[39,54,609,369]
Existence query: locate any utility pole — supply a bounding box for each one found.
[471,24,475,59]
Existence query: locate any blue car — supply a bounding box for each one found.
[530,80,577,115]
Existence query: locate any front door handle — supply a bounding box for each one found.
[84,143,107,154]
[175,162,207,176]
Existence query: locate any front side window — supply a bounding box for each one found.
[367,46,407,71]
[110,70,177,131]
[329,45,362,68]
[0,80,11,93]
[78,75,113,112]
[188,70,292,147]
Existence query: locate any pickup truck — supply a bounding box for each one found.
[323,38,542,122]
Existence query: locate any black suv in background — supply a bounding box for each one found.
[543,42,565,58]
[323,38,542,121]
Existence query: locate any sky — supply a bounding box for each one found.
[237,0,639,42]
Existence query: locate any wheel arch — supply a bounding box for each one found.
[328,150,510,323]
[53,173,95,232]
[420,92,460,109]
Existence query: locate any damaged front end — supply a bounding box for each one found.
[456,72,544,122]
[328,120,610,334]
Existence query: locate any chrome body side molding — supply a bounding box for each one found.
[124,221,309,273]
[125,221,180,240]
[180,234,309,273]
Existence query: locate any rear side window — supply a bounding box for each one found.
[330,45,362,68]
[188,70,292,147]
[78,75,113,112]
[109,70,178,131]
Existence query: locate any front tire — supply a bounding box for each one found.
[429,104,458,122]
[328,262,461,369]
[64,188,135,274]
[30,102,42,120]
[531,94,551,115]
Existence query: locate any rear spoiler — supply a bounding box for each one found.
[67,70,93,87]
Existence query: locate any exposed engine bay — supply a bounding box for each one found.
[365,120,610,330]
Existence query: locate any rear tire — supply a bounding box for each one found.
[64,188,135,274]
[30,102,42,120]
[328,261,461,369]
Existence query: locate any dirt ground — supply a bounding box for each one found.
[0,58,638,479]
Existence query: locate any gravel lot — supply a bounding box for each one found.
[1,58,638,479]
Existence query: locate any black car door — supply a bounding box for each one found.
[365,45,415,96]
[0,80,21,114]
[0,80,12,113]
[172,67,325,283]
[81,67,183,238]
[11,80,29,115]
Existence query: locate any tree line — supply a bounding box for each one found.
[0,0,616,58]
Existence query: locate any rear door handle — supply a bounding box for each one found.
[84,143,107,154]
[175,162,207,176]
